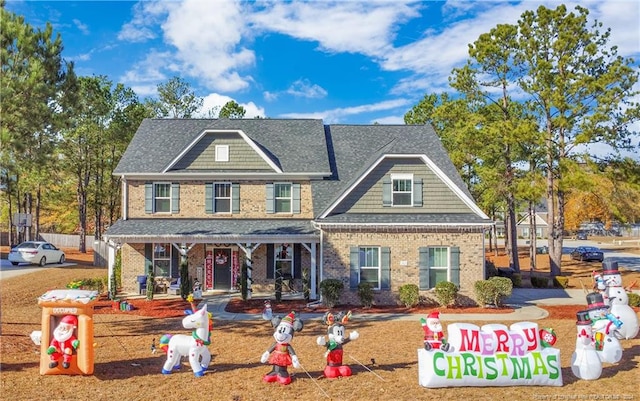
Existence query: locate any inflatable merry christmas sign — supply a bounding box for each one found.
[418,320,562,388]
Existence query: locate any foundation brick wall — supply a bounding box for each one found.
[322,229,485,305]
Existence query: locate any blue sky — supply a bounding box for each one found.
[6,0,640,156]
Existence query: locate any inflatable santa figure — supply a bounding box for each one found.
[47,315,79,369]
[420,311,451,351]
[602,261,639,340]
[585,292,623,364]
[571,310,602,380]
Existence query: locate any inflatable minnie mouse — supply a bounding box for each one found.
[317,310,359,379]
[260,311,303,385]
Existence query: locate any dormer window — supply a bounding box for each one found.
[391,174,413,206]
[215,145,229,162]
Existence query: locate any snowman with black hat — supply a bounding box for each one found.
[585,292,623,364]
[602,260,639,340]
[570,310,602,380]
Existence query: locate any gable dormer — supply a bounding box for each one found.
[167,130,282,172]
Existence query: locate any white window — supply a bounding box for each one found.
[359,247,380,289]
[153,243,171,277]
[215,145,229,162]
[275,243,293,277]
[214,183,232,213]
[154,183,171,213]
[429,247,449,287]
[274,183,292,213]
[391,174,413,206]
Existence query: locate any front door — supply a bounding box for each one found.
[213,248,231,290]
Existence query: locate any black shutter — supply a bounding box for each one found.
[266,244,274,279]
[294,244,302,279]
[171,246,179,278]
[145,243,153,275]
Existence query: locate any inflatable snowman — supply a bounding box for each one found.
[602,261,639,340]
[585,292,623,364]
[570,310,602,380]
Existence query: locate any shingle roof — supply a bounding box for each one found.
[311,124,475,216]
[114,118,330,174]
[105,219,319,243]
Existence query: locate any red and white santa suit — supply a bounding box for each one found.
[47,315,79,369]
[421,311,449,351]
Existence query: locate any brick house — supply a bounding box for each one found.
[103,118,493,304]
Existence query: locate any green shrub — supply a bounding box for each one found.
[398,284,419,308]
[357,282,374,308]
[511,273,522,288]
[320,279,344,308]
[531,276,550,288]
[553,276,569,289]
[473,280,494,306]
[628,292,640,307]
[489,276,513,306]
[66,277,105,293]
[474,277,513,307]
[434,281,458,308]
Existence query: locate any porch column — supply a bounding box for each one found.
[237,243,260,300]
[310,242,317,299]
[107,242,117,293]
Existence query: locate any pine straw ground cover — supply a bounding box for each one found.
[1,247,639,401]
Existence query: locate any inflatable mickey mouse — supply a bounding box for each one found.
[261,311,303,385]
[317,310,359,379]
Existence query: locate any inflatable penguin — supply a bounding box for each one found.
[602,261,639,340]
[261,311,303,385]
[317,310,359,379]
[570,310,602,380]
[585,292,623,364]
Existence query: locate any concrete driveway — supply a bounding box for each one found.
[0,258,76,280]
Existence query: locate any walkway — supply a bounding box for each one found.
[197,287,591,322]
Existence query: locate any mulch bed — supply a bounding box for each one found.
[223,298,515,315]
[93,296,194,318]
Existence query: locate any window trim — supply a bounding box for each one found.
[214,182,232,214]
[215,145,229,162]
[359,246,381,290]
[152,242,171,277]
[274,243,294,277]
[274,182,293,214]
[391,173,413,207]
[153,182,172,213]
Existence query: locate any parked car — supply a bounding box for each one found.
[570,246,604,262]
[576,231,588,240]
[8,241,66,266]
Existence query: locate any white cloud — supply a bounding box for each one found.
[280,98,412,123]
[73,19,89,35]
[249,1,420,57]
[198,93,266,119]
[286,79,328,99]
